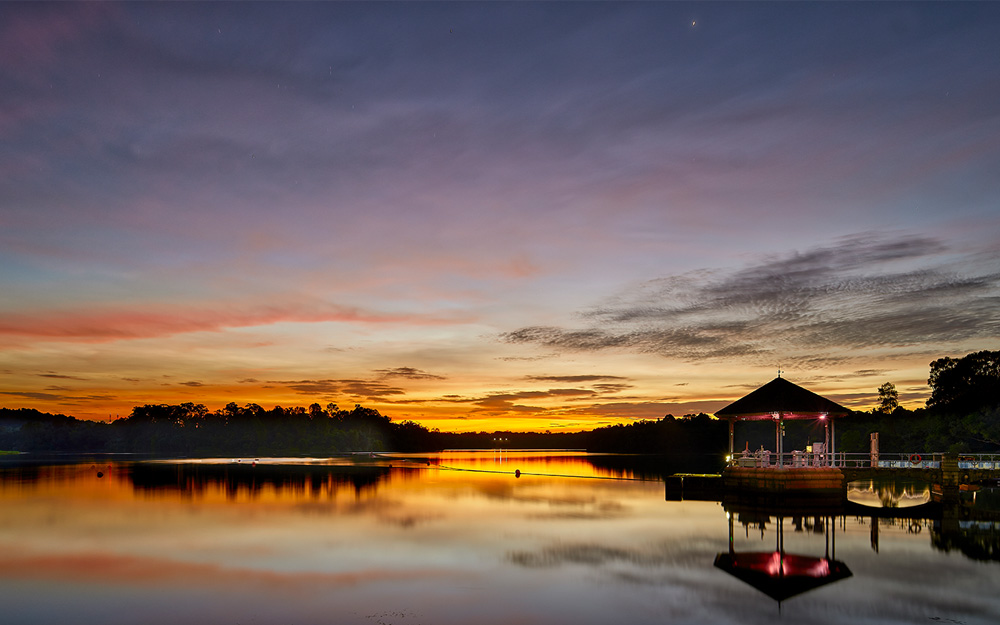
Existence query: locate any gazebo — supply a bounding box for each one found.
[715,376,850,468]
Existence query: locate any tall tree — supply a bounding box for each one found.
[877,382,899,414]
[927,350,1000,414]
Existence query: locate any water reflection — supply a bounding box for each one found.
[842,478,1000,562]
[931,488,1000,563]
[2,455,1000,625]
[132,461,393,499]
[716,504,852,603]
[847,478,932,508]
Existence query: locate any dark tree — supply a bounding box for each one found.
[927,350,1000,414]
[877,382,898,414]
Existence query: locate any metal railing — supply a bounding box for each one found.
[728,450,832,469]
[838,452,943,469]
[957,454,1000,470]
[727,451,1000,470]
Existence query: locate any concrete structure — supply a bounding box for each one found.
[723,466,845,495]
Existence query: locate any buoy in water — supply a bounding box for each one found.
[515,469,521,478]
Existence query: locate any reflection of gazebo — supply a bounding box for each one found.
[716,377,850,468]
[714,509,852,603]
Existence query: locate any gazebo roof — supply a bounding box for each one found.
[715,377,850,420]
[713,551,852,602]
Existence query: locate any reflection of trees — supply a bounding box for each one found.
[878,481,920,508]
[129,462,393,500]
[928,487,1000,562]
[846,479,931,509]
[726,496,1000,569]
[0,463,42,485]
[932,524,1000,562]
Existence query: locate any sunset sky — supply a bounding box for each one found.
[2,2,998,431]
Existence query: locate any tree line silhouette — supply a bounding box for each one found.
[0,402,438,455]
[2,350,997,457]
[0,403,725,457]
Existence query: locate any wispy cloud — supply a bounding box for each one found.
[0,390,66,402]
[37,372,87,380]
[374,367,446,381]
[340,380,407,400]
[524,375,628,383]
[271,378,406,401]
[432,386,644,415]
[0,302,466,343]
[0,390,116,403]
[502,234,1000,364]
[559,400,726,420]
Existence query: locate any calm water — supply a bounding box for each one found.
[1,451,999,625]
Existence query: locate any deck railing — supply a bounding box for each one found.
[728,451,1000,470]
[957,454,1000,470]
[730,450,829,468]
[835,452,943,469]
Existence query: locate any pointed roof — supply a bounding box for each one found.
[713,551,852,602]
[715,377,850,420]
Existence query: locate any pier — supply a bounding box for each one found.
[710,376,1000,501]
[718,451,1000,501]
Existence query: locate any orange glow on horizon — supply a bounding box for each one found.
[0,374,931,433]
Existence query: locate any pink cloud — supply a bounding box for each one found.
[0,548,457,589]
[0,302,471,343]
[0,4,112,68]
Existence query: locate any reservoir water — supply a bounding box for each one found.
[1,451,999,624]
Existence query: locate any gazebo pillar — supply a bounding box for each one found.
[830,419,836,467]
[824,419,830,467]
[728,419,734,457]
[775,413,783,468]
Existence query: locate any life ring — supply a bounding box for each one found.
[909,454,921,465]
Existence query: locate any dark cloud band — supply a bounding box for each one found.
[502,234,1000,364]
